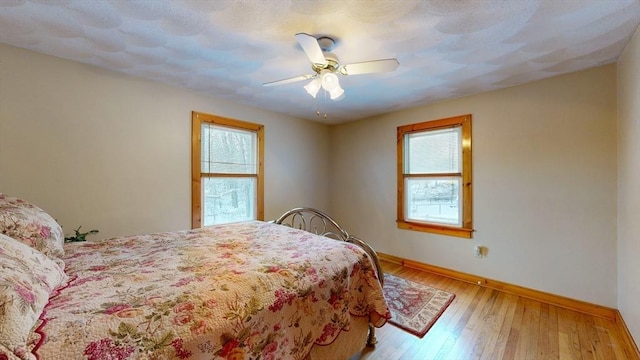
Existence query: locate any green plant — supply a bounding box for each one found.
[64,226,99,242]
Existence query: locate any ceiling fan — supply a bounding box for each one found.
[263,33,400,100]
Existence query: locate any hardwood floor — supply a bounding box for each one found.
[357,261,638,360]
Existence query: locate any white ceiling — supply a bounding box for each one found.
[1,0,639,124]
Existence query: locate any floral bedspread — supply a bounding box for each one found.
[29,221,390,360]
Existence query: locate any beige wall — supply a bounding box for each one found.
[0,44,331,239]
[617,25,640,345]
[330,65,618,307]
[0,41,632,323]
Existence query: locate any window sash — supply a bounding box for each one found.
[404,176,462,226]
[403,126,462,228]
[201,177,256,226]
[405,127,461,175]
[201,123,257,175]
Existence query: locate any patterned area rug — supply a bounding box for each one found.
[383,273,455,338]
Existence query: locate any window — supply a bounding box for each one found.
[191,111,264,228]
[397,114,472,238]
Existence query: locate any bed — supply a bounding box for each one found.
[0,195,389,360]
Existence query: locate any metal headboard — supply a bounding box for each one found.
[274,207,385,345]
[274,207,384,287]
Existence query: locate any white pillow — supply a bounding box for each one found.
[0,233,68,360]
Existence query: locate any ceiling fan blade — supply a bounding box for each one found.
[339,59,399,76]
[262,74,315,87]
[295,33,328,66]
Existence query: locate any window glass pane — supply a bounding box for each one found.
[406,127,461,174]
[405,177,461,226]
[202,177,256,226]
[201,124,257,174]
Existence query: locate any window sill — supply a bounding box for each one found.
[397,220,474,239]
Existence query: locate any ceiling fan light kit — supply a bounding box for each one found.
[304,78,321,98]
[328,85,344,100]
[263,33,399,104]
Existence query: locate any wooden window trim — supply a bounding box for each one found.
[191,111,264,229]
[397,114,473,238]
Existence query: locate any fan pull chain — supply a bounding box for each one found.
[314,93,328,120]
[314,89,328,120]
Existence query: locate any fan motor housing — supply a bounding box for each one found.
[312,52,339,73]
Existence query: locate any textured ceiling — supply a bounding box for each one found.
[1,0,639,124]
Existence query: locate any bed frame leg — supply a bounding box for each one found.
[367,324,378,346]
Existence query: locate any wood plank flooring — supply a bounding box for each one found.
[356,261,637,360]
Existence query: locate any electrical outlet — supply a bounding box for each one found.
[474,245,482,258]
